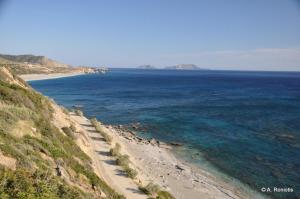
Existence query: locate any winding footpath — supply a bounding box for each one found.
[71,114,147,199]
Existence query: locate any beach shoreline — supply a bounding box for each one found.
[104,124,265,199]
[23,74,265,199]
[20,72,85,81]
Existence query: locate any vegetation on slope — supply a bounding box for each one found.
[110,143,137,179]
[91,118,112,143]
[138,183,175,199]
[0,54,70,68]
[0,67,124,198]
[0,54,72,74]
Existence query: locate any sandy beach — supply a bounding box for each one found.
[20,72,85,81]
[68,111,262,199]
[106,125,265,199]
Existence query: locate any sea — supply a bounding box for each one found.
[29,69,300,199]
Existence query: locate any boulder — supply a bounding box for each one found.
[169,142,183,146]
[149,138,157,145]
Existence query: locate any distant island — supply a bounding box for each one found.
[138,65,156,69]
[164,64,206,70]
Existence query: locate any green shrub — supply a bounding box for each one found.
[139,182,160,195]
[0,109,18,133]
[91,118,112,144]
[61,106,69,115]
[124,166,137,179]
[0,104,37,121]
[0,81,53,121]
[103,132,112,143]
[90,117,98,126]
[112,146,138,179]
[0,166,84,199]
[138,182,174,198]
[116,154,130,167]
[157,190,175,199]
[75,109,83,116]
[23,135,50,156]
[70,124,77,132]
[110,143,121,156]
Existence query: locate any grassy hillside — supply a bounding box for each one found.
[0,54,74,74]
[0,54,70,68]
[0,66,124,199]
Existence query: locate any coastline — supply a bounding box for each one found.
[19,72,85,81]
[69,111,252,199]
[104,124,265,199]
[22,75,265,199]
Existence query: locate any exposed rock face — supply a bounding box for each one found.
[0,66,28,88]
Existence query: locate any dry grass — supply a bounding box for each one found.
[90,118,112,144]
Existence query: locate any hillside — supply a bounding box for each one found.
[0,54,70,68]
[0,66,124,199]
[0,54,108,75]
[0,54,74,74]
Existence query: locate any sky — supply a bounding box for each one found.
[0,0,300,71]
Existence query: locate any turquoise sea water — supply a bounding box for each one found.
[30,69,300,199]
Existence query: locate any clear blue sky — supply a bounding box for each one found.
[0,0,300,70]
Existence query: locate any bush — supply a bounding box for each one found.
[139,182,160,195]
[62,126,75,139]
[157,190,175,199]
[111,144,138,179]
[61,106,69,115]
[0,109,18,133]
[90,117,99,126]
[124,166,137,179]
[75,109,83,116]
[70,124,77,132]
[0,166,83,199]
[116,154,130,167]
[138,183,174,198]
[110,143,121,156]
[91,118,112,144]
[102,132,112,143]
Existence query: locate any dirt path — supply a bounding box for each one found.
[71,114,147,199]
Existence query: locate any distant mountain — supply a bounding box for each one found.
[164,64,205,70]
[0,54,70,68]
[138,65,156,69]
[0,53,108,75]
[0,54,74,74]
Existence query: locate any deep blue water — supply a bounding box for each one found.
[30,69,300,199]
